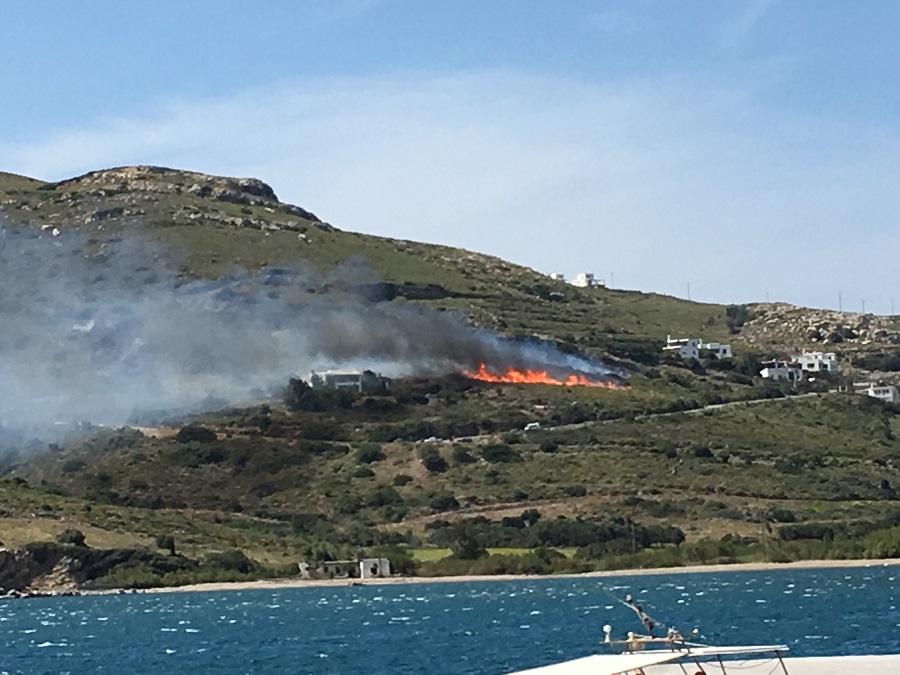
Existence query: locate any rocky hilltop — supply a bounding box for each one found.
[0,164,325,234]
[738,302,900,352]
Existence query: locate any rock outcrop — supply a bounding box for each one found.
[0,542,192,593]
[738,302,900,351]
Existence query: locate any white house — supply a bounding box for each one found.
[866,384,899,403]
[359,557,392,579]
[664,336,732,360]
[315,557,393,579]
[793,351,838,373]
[549,272,566,281]
[309,370,389,394]
[760,360,804,383]
[702,341,733,359]
[664,336,701,360]
[571,272,605,288]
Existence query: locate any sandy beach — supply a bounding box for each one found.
[146,557,900,595]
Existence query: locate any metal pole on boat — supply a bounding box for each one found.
[775,649,789,674]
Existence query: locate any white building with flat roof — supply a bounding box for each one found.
[664,336,732,360]
[664,336,701,360]
[571,272,605,288]
[309,370,389,394]
[866,384,899,403]
[793,351,838,373]
[760,360,803,383]
[702,341,733,359]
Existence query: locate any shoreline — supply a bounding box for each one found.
[140,557,900,596]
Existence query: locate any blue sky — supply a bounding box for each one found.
[4,1,900,311]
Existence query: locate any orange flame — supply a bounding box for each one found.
[463,363,619,388]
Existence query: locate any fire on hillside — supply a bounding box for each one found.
[463,363,624,388]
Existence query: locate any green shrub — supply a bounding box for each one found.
[562,485,587,497]
[430,493,460,512]
[156,534,176,555]
[482,444,523,463]
[368,485,404,507]
[175,424,217,444]
[452,445,476,464]
[56,528,87,547]
[205,549,256,574]
[355,443,386,464]
[418,447,448,473]
[450,525,487,560]
[864,526,900,558]
[692,446,714,460]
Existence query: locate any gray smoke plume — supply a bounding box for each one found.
[0,220,622,437]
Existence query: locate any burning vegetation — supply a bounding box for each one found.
[464,363,624,388]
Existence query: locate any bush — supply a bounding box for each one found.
[418,447,448,473]
[562,485,587,497]
[430,493,461,512]
[450,524,487,560]
[779,523,835,541]
[283,378,352,412]
[353,466,375,478]
[725,304,751,334]
[355,443,386,464]
[299,419,342,441]
[766,507,797,524]
[692,446,714,460]
[482,444,523,463]
[368,486,404,508]
[864,526,900,558]
[392,474,414,486]
[56,528,86,547]
[452,445,476,464]
[175,425,217,444]
[206,549,255,574]
[169,444,226,468]
[156,534,176,555]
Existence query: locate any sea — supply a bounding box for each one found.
[2,565,899,674]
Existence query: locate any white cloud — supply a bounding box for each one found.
[4,69,900,311]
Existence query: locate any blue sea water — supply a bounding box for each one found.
[2,566,899,674]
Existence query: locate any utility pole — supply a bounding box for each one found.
[687,282,691,301]
[838,292,842,311]
[862,299,866,314]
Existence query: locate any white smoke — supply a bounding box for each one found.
[0,219,623,439]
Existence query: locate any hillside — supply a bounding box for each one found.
[3,165,900,588]
[0,165,731,349]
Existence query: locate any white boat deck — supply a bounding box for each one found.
[511,653,900,675]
